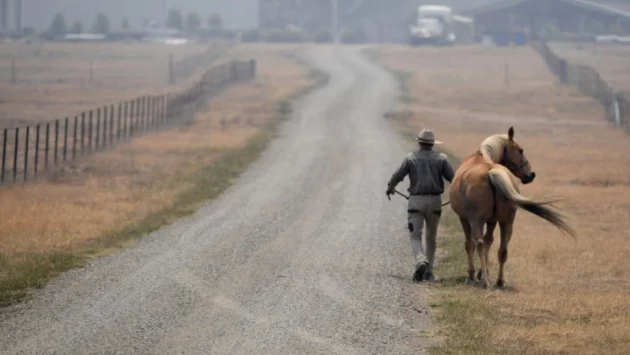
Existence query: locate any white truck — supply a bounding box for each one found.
[408,5,456,46]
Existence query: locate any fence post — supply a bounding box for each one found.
[149,96,155,130]
[110,104,115,146]
[13,128,18,183]
[141,96,146,133]
[54,119,59,165]
[88,110,93,154]
[168,53,175,84]
[73,116,78,159]
[130,100,136,138]
[34,125,39,178]
[623,99,629,133]
[1,128,7,183]
[63,117,69,162]
[146,96,152,130]
[24,126,29,182]
[123,101,128,140]
[80,113,85,155]
[103,106,108,149]
[45,123,50,170]
[164,93,170,126]
[96,108,101,150]
[117,103,122,142]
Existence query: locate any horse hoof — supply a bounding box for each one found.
[496,279,504,288]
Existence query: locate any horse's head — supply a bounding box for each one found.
[502,127,536,184]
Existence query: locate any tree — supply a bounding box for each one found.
[70,21,84,34]
[186,12,202,30]
[121,17,129,29]
[49,12,67,36]
[166,8,183,29]
[208,13,223,29]
[92,12,110,34]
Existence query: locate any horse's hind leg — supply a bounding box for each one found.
[471,220,490,288]
[478,220,497,281]
[497,221,514,288]
[459,217,475,282]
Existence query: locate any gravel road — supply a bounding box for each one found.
[0,46,433,355]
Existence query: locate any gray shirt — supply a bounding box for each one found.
[387,149,455,195]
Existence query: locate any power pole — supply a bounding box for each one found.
[332,0,339,43]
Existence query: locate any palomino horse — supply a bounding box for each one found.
[449,127,576,288]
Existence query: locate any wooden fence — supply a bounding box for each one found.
[0,58,256,186]
[531,40,630,133]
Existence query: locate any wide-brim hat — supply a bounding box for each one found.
[415,129,442,144]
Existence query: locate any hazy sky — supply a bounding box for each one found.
[22,0,259,30]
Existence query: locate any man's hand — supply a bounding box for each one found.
[386,186,395,200]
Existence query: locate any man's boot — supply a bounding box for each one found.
[413,261,428,282]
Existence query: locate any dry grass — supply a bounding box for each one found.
[372,44,630,355]
[549,41,630,92]
[0,44,316,306]
[0,41,231,125]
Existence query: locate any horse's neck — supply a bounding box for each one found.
[479,137,505,164]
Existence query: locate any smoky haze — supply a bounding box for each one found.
[23,0,258,30]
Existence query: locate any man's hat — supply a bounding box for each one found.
[415,129,442,144]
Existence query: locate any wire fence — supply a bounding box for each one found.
[0,58,256,186]
[169,44,228,84]
[531,40,630,134]
[2,42,228,85]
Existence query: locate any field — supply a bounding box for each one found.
[549,41,630,93]
[0,43,316,305]
[0,41,231,127]
[371,44,630,354]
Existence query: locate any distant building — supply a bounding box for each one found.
[257,0,424,43]
[0,0,22,34]
[460,0,630,41]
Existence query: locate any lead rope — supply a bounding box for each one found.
[392,189,451,206]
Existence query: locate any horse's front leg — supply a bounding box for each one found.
[497,221,514,288]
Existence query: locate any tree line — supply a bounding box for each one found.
[46,9,224,37]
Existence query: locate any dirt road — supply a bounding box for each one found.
[0,46,433,355]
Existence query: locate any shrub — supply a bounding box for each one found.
[263,29,305,43]
[313,30,333,43]
[340,27,367,44]
[241,29,260,42]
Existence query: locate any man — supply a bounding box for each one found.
[386,129,455,282]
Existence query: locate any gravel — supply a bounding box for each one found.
[0,45,433,355]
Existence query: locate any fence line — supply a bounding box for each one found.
[0,58,257,186]
[531,40,629,133]
[3,42,229,85]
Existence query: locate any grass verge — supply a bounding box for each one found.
[0,52,329,308]
[370,45,630,355]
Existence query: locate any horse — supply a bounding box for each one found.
[449,126,576,289]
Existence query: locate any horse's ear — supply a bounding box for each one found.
[508,126,514,140]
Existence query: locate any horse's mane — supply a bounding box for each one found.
[479,134,509,163]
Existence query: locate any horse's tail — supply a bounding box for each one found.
[488,168,577,239]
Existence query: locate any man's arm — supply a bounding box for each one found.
[442,156,455,183]
[387,155,411,191]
